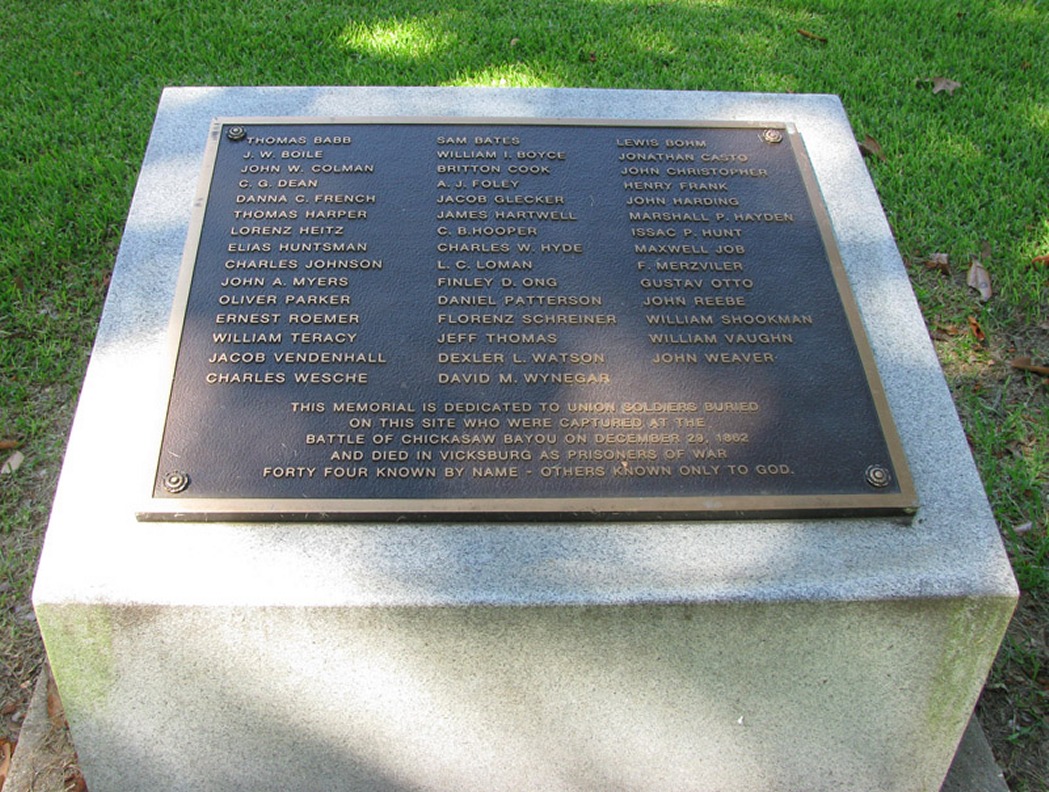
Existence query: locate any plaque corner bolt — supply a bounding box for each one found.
[226,126,246,142]
[762,129,784,144]
[162,470,191,494]
[864,464,891,489]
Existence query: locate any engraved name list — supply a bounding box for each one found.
[146,119,914,520]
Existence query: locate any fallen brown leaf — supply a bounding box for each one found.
[0,737,13,789]
[858,134,886,162]
[931,76,962,95]
[0,451,24,476]
[48,671,67,730]
[65,765,88,792]
[924,252,950,275]
[0,439,21,451]
[1008,440,1028,458]
[797,28,827,43]
[966,258,993,301]
[1032,254,1049,265]
[1010,357,1049,376]
[967,315,985,342]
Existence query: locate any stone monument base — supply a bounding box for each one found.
[34,87,1016,792]
[1,662,1011,792]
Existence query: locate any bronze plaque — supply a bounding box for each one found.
[142,118,916,520]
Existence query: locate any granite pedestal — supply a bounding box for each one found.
[33,87,1017,792]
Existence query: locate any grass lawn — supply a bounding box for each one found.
[1,0,1046,788]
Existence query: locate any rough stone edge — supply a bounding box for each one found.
[5,665,1009,792]
[941,716,1011,792]
[4,664,77,792]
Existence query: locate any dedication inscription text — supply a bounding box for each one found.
[144,118,915,520]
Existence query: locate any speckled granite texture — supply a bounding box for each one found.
[34,88,1016,792]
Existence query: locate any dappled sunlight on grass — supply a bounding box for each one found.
[1027,103,1049,135]
[444,62,551,88]
[338,16,453,62]
[326,0,823,95]
[620,26,681,65]
[987,0,1049,26]
[1036,215,1049,258]
[928,129,986,168]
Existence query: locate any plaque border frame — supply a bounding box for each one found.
[140,116,917,522]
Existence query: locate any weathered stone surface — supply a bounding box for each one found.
[34,87,1017,792]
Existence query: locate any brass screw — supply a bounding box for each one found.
[864,465,891,488]
[762,129,783,144]
[162,471,190,494]
[226,126,246,142]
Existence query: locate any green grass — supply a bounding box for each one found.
[1,0,1046,785]
[964,383,1049,591]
